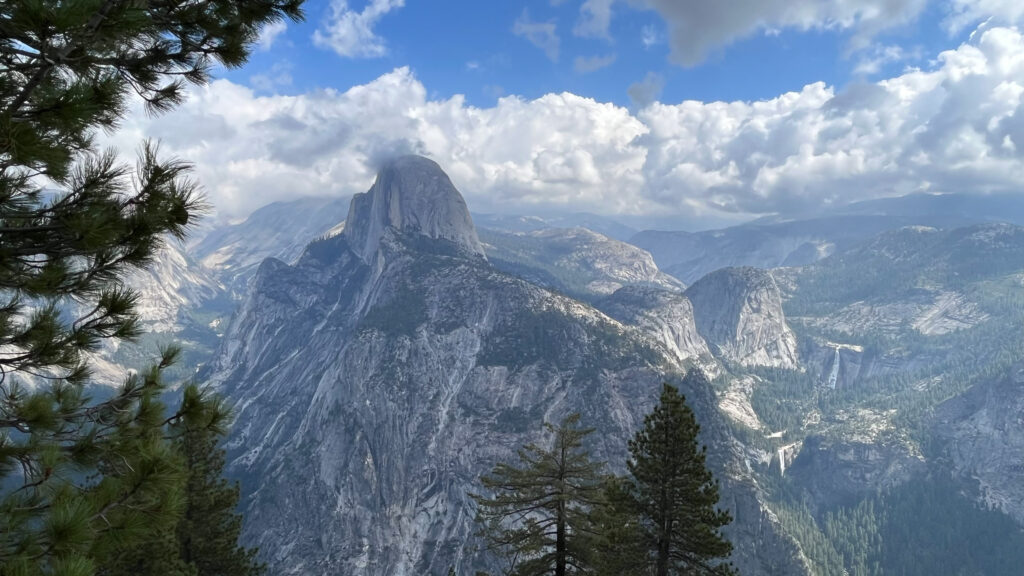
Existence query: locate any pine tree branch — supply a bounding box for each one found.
[5,0,125,116]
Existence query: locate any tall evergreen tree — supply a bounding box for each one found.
[626,377,735,576]
[174,386,264,576]
[0,1,304,572]
[98,385,261,576]
[473,414,604,576]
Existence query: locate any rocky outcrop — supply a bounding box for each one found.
[597,285,709,362]
[786,435,925,511]
[933,364,1024,524]
[207,157,809,576]
[685,267,799,369]
[343,155,484,263]
[480,227,683,297]
[193,196,351,296]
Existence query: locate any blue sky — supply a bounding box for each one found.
[231,0,971,106]
[114,0,1024,229]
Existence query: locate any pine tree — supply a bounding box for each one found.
[626,376,735,576]
[590,476,648,576]
[473,414,604,576]
[0,1,304,572]
[98,385,260,576]
[174,386,264,576]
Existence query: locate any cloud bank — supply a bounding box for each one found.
[107,26,1024,225]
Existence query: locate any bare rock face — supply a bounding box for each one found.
[933,364,1024,524]
[480,227,683,297]
[597,286,710,363]
[685,267,799,369]
[343,155,485,263]
[192,196,351,296]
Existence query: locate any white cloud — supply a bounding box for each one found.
[561,0,1024,67]
[250,62,294,93]
[313,0,405,58]
[574,53,617,73]
[854,44,920,75]
[946,0,1024,33]
[513,10,561,62]
[257,20,288,52]
[107,26,1024,224]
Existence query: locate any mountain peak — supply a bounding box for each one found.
[343,155,485,262]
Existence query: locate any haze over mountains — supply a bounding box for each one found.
[99,156,1024,575]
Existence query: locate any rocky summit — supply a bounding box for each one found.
[343,155,485,263]
[685,267,799,369]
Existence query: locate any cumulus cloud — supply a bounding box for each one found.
[313,0,404,58]
[106,26,1024,224]
[574,53,617,73]
[513,10,561,62]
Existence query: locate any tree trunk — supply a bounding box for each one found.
[556,501,566,576]
[656,534,670,576]
[556,434,567,576]
[657,420,672,576]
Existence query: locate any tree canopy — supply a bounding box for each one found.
[473,413,605,576]
[0,1,304,573]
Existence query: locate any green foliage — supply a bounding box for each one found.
[173,387,264,576]
[0,1,304,572]
[99,385,262,576]
[775,473,1024,576]
[590,476,648,576]
[474,385,736,576]
[0,351,198,575]
[472,414,605,576]
[621,377,735,576]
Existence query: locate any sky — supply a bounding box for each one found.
[108,0,1024,230]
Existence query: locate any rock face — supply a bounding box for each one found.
[192,196,351,296]
[787,435,925,512]
[596,286,710,363]
[933,364,1024,524]
[207,157,808,576]
[343,155,485,263]
[685,267,799,369]
[480,227,683,297]
[127,241,224,335]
